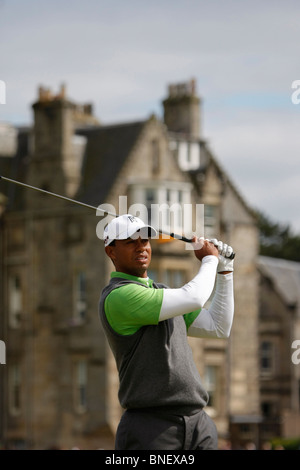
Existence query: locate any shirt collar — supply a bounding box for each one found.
[111,271,153,287]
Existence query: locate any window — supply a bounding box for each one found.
[74,360,87,413]
[8,273,23,328]
[65,218,84,243]
[261,402,273,418]
[166,188,171,204]
[204,205,218,239]
[147,269,159,282]
[0,340,6,365]
[204,365,218,410]
[7,221,25,251]
[260,341,274,375]
[73,271,87,323]
[163,269,186,288]
[9,364,21,415]
[145,188,156,220]
[129,182,192,238]
[151,139,160,174]
[41,182,50,192]
[72,135,87,168]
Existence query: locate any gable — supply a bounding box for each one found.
[187,143,257,225]
[120,116,192,186]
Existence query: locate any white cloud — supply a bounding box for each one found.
[0,0,300,232]
[204,107,300,231]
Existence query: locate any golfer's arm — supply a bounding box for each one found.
[159,255,218,321]
[187,272,234,339]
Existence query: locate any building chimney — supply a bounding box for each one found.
[162,78,201,139]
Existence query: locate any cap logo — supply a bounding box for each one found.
[127,215,137,223]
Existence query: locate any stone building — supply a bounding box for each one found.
[1,79,261,449]
[257,256,300,444]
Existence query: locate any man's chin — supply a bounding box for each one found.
[135,259,150,268]
[133,263,150,277]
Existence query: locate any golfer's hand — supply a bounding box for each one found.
[209,238,234,273]
[192,237,219,261]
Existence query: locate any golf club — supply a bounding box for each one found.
[0,175,235,259]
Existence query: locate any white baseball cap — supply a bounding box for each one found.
[103,214,157,247]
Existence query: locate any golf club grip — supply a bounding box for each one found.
[175,234,236,260]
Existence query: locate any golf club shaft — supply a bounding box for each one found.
[0,175,235,258]
[0,175,110,213]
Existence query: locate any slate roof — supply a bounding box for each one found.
[75,120,146,207]
[257,255,300,315]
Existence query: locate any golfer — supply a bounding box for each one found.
[99,214,234,450]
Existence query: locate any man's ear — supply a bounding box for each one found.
[105,245,116,262]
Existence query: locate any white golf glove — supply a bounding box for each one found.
[209,238,234,273]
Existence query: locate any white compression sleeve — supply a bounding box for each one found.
[159,255,218,321]
[187,272,234,339]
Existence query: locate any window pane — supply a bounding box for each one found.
[74,361,87,412]
[172,270,184,288]
[129,183,192,235]
[8,274,23,328]
[151,139,160,174]
[204,365,218,408]
[147,269,158,282]
[204,205,218,239]
[145,189,155,220]
[74,272,87,321]
[163,269,185,288]
[260,341,273,372]
[9,364,21,415]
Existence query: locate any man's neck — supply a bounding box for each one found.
[115,267,147,278]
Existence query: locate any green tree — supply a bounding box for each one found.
[256,210,300,261]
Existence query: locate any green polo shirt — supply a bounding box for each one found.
[104,271,200,335]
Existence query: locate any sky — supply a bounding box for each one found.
[0,0,300,233]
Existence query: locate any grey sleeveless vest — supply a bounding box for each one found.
[99,276,208,412]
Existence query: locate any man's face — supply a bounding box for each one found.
[105,237,152,278]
